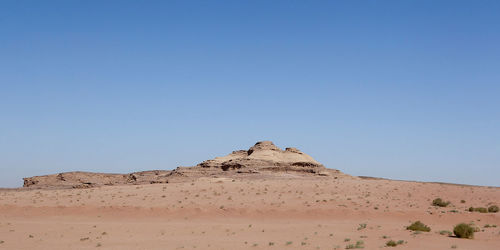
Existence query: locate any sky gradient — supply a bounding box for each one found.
[1,0,499,187]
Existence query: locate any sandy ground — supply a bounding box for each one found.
[0,176,499,249]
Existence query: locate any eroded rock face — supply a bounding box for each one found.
[23,170,170,189]
[184,141,327,174]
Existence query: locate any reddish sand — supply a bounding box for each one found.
[1,176,499,249]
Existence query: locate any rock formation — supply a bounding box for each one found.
[23,141,342,189]
[179,141,328,174]
[23,170,170,189]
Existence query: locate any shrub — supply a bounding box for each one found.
[407,221,431,232]
[385,240,404,247]
[469,207,488,213]
[453,223,474,239]
[355,240,364,248]
[488,205,499,213]
[432,198,450,207]
[345,240,364,249]
[386,240,397,247]
[476,207,487,213]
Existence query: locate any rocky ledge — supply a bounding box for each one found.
[23,170,171,189]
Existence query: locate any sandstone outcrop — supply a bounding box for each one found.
[187,141,327,174]
[23,170,170,189]
[23,141,343,189]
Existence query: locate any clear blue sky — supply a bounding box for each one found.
[1,1,499,187]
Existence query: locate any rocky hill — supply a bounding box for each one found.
[23,141,344,189]
[171,141,332,176]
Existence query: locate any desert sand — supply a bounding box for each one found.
[1,142,499,249]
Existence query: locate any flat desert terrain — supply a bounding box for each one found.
[1,175,499,250]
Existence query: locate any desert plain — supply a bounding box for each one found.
[0,142,499,249]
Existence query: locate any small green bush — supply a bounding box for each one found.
[355,240,364,248]
[488,205,499,213]
[407,221,431,232]
[453,223,474,239]
[432,198,450,207]
[386,240,397,247]
[345,240,364,249]
[476,207,487,213]
[469,207,488,213]
[386,240,404,247]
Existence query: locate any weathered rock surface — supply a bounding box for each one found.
[23,170,171,189]
[184,141,328,174]
[23,141,344,189]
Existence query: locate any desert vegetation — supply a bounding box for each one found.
[469,206,487,213]
[432,198,450,207]
[386,240,405,247]
[453,223,475,239]
[406,221,431,232]
[488,205,499,213]
[345,240,364,249]
[468,205,499,213]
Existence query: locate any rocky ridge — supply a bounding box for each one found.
[23,141,345,189]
